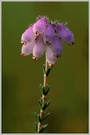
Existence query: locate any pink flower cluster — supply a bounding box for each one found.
[21,16,74,65]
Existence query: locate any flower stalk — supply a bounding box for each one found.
[34,52,52,133]
[44,60,48,88]
[38,60,48,133]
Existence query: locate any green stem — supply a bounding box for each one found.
[37,60,48,133]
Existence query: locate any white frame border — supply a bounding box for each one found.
[0,0,89,135]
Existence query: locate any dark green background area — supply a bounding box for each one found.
[2,2,88,133]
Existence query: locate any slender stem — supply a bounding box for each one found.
[44,60,48,88]
[37,58,48,133]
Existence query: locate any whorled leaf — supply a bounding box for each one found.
[33,122,38,132]
[39,84,50,96]
[39,84,45,95]
[45,84,50,95]
[38,97,42,109]
[42,100,51,110]
[41,113,50,122]
[37,114,41,123]
[46,66,52,77]
[39,124,48,133]
[42,64,46,74]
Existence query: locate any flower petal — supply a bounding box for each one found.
[43,24,55,45]
[33,38,45,59]
[21,25,36,45]
[56,24,74,45]
[33,17,47,36]
[21,41,36,56]
[46,45,58,65]
[50,35,63,56]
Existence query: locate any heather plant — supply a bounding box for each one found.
[21,15,74,133]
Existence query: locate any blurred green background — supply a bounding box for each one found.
[2,2,88,133]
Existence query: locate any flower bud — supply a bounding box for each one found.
[56,24,74,45]
[21,40,36,56]
[33,17,47,36]
[33,38,45,60]
[43,24,55,45]
[46,46,58,65]
[50,36,63,57]
[21,25,36,45]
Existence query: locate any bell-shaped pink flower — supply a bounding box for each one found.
[33,17,47,36]
[21,16,75,65]
[21,25,36,45]
[32,37,45,60]
[21,40,36,56]
[46,46,58,65]
[43,24,55,45]
[50,35,63,58]
[56,24,74,45]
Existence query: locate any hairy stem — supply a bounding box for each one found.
[44,60,48,88]
[37,60,48,133]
